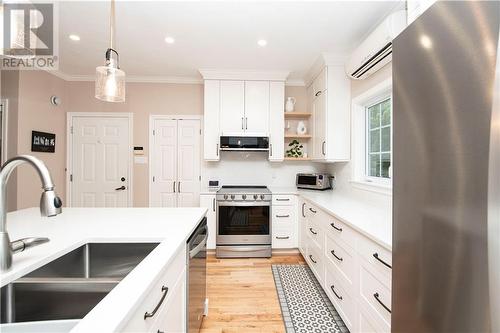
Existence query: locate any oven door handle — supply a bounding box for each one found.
[217,201,271,207]
[189,234,208,259]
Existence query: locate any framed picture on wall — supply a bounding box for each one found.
[31,131,56,153]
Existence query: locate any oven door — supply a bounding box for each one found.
[216,201,271,245]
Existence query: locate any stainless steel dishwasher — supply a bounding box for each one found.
[187,217,207,333]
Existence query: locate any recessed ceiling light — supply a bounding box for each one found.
[165,37,175,44]
[69,34,80,41]
[257,39,267,47]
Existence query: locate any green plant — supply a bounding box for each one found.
[286,139,304,158]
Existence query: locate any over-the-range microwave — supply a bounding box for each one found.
[296,173,332,190]
[219,136,269,151]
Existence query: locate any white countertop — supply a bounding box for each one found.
[1,207,207,332]
[269,186,392,250]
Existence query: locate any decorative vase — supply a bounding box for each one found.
[297,121,307,135]
[285,97,296,112]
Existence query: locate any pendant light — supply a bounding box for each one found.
[95,0,125,102]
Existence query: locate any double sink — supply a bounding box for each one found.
[1,242,159,325]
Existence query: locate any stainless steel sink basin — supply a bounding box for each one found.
[0,243,159,324]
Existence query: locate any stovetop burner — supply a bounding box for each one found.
[217,185,271,202]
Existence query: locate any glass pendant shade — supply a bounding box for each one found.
[95,64,126,102]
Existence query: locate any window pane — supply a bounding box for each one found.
[381,127,391,152]
[369,154,381,177]
[369,106,380,129]
[381,153,391,178]
[370,129,380,153]
[381,99,391,126]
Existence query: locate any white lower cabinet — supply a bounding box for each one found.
[272,195,297,249]
[199,193,217,249]
[298,199,392,333]
[122,245,187,333]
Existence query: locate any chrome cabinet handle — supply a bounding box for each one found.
[373,253,392,269]
[270,143,273,156]
[276,215,290,218]
[309,207,317,213]
[309,255,317,264]
[242,117,244,130]
[315,91,322,97]
[173,181,176,193]
[276,236,290,240]
[245,117,248,130]
[212,198,215,212]
[276,198,290,201]
[374,293,391,313]
[178,181,181,193]
[302,203,306,217]
[331,250,343,262]
[216,143,219,157]
[322,141,326,156]
[309,228,317,235]
[330,223,342,232]
[144,286,169,319]
[115,186,126,191]
[330,285,343,300]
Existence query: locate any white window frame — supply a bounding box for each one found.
[350,78,392,195]
[365,96,392,185]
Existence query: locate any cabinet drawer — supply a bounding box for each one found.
[306,219,323,251]
[152,267,186,333]
[272,195,296,206]
[324,215,357,250]
[272,206,295,225]
[313,67,327,98]
[122,245,186,332]
[358,309,388,333]
[325,235,356,290]
[325,264,356,332]
[306,244,324,285]
[359,264,391,331]
[357,235,392,289]
[272,224,295,248]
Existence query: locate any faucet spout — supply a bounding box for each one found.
[0,155,62,270]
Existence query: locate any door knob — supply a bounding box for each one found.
[115,186,126,191]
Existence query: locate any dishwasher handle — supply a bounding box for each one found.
[189,233,208,259]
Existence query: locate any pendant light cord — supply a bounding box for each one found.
[109,0,115,50]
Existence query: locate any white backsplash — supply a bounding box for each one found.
[202,151,326,187]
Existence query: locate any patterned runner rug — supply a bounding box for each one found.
[271,264,349,333]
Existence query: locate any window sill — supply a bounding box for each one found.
[349,180,392,196]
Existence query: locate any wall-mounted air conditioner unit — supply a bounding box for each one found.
[346,10,406,80]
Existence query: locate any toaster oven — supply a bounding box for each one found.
[296,173,332,190]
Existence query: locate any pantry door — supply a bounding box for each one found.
[149,117,201,207]
[68,113,132,207]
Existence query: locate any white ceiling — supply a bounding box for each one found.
[57,1,403,84]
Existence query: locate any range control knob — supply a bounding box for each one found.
[230,194,235,200]
[223,194,228,200]
[260,194,265,200]
[242,194,247,200]
[253,194,258,200]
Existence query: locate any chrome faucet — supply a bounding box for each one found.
[0,155,62,270]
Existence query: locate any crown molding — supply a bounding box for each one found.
[46,69,302,86]
[304,52,349,87]
[199,69,290,81]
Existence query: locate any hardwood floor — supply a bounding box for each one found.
[200,253,305,333]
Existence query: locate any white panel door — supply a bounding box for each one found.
[71,116,130,207]
[220,81,245,135]
[203,80,220,161]
[177,119,201,207]
[151,119,178,207]
[244,81,270,135]
[269,81,284,161]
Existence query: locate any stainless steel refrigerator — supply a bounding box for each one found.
[392,1,499,332]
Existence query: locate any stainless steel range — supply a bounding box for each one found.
[216,186,272,258]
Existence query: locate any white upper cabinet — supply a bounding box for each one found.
[407,0,436,24]
[308,65,351,162]
[269,81,285,161]
[220,81,245,136]
[203,80,221,161]
[244,81,270,135]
